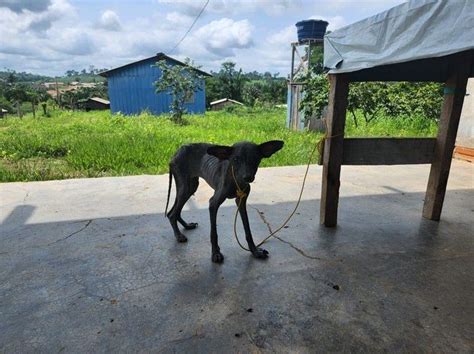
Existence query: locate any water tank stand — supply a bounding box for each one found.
[287,39,324,131]
[290,39,323,84]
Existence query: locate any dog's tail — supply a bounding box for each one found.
[165,167,173,218]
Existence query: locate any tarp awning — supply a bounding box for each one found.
[324,0,474,79]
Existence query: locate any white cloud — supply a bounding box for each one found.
[0,0,405,76]
[191,18,254,56]
[250,25,295,75]
[157,0,301,16]
[268,25,297,46]
[0,0,51,13]
[0,0,74,35]
[97,10,121,31]
[165,11,193,27]
[157,0,206,17]
[0,0,77,65]
[0,1,179,75]
[310,15,347,31]
[49,30,96,55]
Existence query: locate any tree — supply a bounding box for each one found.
[205,76,221,107]
[0,95,13,113]
[348,82,387,125]
[300,72,329,119]
[383,82,443,120]
[242,78,287,106]
[7,72,17,84]
[301,75,386,126]
[219,62,244,101]
[65,70,78,77]
[27,89,38,118]
[265,78,287,104]
[154,58,204,124]
[27,86,50,118]
[242,80,265,106]
[308,45,324,75]
[300,70,443,127]
[5,83,28,117]
[205,62,289,107]
[61,90,77,110]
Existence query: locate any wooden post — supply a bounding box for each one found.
[320,74,349,227]
[290,44,296,82]
[422,53,471,221]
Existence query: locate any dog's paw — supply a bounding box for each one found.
[176,234,188,243]
[252,248,269,259]
[184,222,198,230]
[212,252,224,263]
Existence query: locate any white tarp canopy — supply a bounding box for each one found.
[324,0,474,75]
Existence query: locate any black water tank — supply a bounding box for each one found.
[295,20,328,42]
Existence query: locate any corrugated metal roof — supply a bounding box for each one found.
[210,98,243,105]
[99,52,211,78]
[89,97,110,104]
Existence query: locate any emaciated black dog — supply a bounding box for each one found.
[165,140,284,263]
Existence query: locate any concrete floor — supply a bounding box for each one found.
[1,161,473,353]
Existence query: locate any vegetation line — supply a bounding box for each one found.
[0,107,437,182]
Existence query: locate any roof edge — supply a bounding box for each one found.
[99,53,212,78]
[210,98,244,105]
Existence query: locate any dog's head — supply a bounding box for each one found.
[207,140,284,184]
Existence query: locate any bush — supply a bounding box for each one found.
[384,82,443,120]
[300,71,444,125]
[300,74,328,119]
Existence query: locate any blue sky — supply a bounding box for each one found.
[0,0,404,76]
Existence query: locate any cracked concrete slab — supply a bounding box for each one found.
[1,162,473,352]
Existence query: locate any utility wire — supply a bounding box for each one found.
[168,0,210,54]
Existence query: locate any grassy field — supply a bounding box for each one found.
[0,107,437,182]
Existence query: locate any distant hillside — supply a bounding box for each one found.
[0,69,107,84]
[55,75,106,84]
[0,70,52,83]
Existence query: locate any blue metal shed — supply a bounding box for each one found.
[99,53,211,115]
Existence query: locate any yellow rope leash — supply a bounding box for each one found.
[231,119,345,253]
[231,134,324,252]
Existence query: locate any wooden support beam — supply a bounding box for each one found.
[342,138,436,165]
[423,53,472,221]
[320,74,349,227]
[290,44,295,82]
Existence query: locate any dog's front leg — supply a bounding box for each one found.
[209,192,226,263]
[236,195,269,259]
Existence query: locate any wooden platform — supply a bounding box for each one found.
[320,50,473,226]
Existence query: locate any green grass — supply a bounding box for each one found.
[0,108,437,182]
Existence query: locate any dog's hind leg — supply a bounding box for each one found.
[167,168,190,243]
[177,177,199,230]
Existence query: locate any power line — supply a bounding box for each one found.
[168,0,210,54]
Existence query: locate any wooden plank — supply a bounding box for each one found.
[290,44,295,82]
[341,138,436,165]
[454,146,474,162]
[423,52,472,221]
[320,74,349,227]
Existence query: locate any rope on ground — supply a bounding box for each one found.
[232,133,325,252]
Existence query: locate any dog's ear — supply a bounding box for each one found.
[207,145,234,160]
[259,140,284,158]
